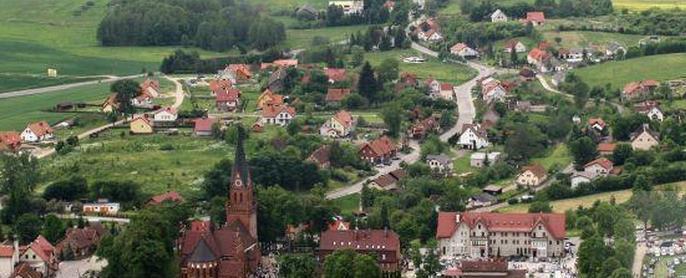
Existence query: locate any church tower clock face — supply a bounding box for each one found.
[234,178,243,187]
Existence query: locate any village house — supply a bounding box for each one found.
[307,145,331,168]
[55,223,107,259]
[19,236,58,277]
[147,191,184,206]
[177,135,261,278]
[369,172,401,191]
[587,118,606,132]
[490,9,508,22]
[359,136,397,164]
[130,92,153,107]
[634,101,664,121]
[140,79,161,98]
[584,157,614,176]
[483,185,504,196]
[570,171,599,189]
[20,121,54,143]
[527,48,552,73]
[515,164,547,187]
[318,229,401,274]
[193,118,216,136]
[129,116,153,134]
[416,18,443,42]
[10,262,43,278]
[325,88,352,105]
[522,11,545,26]
[261,59,299,70]
[457,124,489,150]
[320,110,356,138]
[503,39,527,53]
[215,88,241,112]
[467,193,497,209]
[324,68,347,83]
[209,79,233,96]
[426,154,453,174]
[597,143,616,156]
[425,78,441,96]
[396,72,419,92]
[439,83,454,100]
[443,260,526,278]
[83,199,121,216]
[101,94,119,113]
[481,79,508,104]
[266,67,288,92]
[450,43,479,58]
[224,64,253,82]
[153,107,178,123]
[260,105,296,126]
[630,123,660,151]
[328,0,364,15]
[409,116,439,139]
[257,89,285,110]
[622,80,659,101]
[470,152,502,168]
[0,132,22,152]
[436,212,566,258]
[519,68,536,81]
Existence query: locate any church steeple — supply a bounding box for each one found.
[226,125,257,238]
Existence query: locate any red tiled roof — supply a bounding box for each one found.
[326,88,352,102]
[194,118,216,133]
[325,68,347,82]
[148,191,184,205]
[528,48,550,62]
[623,80,660,96]
[216,88,241,102]
[437,212,566,240]
[526,11,545,22]
[227,64,252,79]
[521,164,547,179]
[23,235,55,263]
[328,220,350,231]
[588,118,606,129]
[450,43,469,52]
[261,105,296,118]
[10,262,42,278]
[0,131,21,150]
[319,229,400,252]
[360,136,397,157]
[26,121,53,137]
[0,245,13,257]
[209,79,233,94]
[141,79,160,91]
[333,110,354,128]
[440,83,453,91]
[504,39,521,50]
[597,143,616,153]
[372,174,398,188]
[273,59,298,67]
[584,157,613,171]
[308,145,331,167]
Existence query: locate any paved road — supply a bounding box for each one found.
[0,74,143,99]
[632,242,647,277]
[32,75,185,159]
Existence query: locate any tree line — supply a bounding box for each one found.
[97,0,285,51]
[459,0,613,22]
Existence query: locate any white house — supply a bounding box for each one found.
[153,107,178,123]
[131,93,153,107]
[450,43,479,58]
[490,9,508,22]
[320,110,356,138]
[635,101,664,122]
[426,154,453,173]
[261,105,297,126]
[605,42,627,58]
[418,29,443,42]
[503,39,527,53]
[516,164,547,187]
[481,80,507,104]
[457,124,489,150]
[583,158,613,176]
[439,83,454,100]
[328,1,364,15]
[570,171,598,189]
[20,121,54,143]
[83,199,121,216]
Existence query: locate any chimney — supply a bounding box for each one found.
[455,214,461,223]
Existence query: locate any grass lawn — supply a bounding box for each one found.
[573,53,686,90]
[541,31,646,49]
[362,49,477,85]
[40,130,235,198]
[331,193,360,215]
[0,74,101,93]
[284,25,372,49]
[499,181,686,213]
[613,0,686,10]
[532,144,572,171]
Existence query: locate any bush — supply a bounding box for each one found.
[507,198,520,205]
[43,176,89,202]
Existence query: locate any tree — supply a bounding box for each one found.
[277,254,317,278]
[376,58,399,83]
[1,153,40,224]
[353,254,380,278]
[600,257,622,278]
[576,216,595,239]
[613,215,636,243]
[632,174,652,192]
[202,159,233,200]
[569,136,598,167]
[614,239,635,268]
[111,80,140,116]
[381,103,403,138]
[528,201,552,213]
[42,214,66,244]
[439,110,455,129]
[43,176,88,201]
[249,17,286,50]
[612,143,633,165]
[593,202,618,237]
[14,213,42,244]
[350,47,365,67]
[358,62,378,102]
[610,268,632,278]
[613,114,650,141]
[577,235,610,276]
[323,249,356,278]
[504,124,548,162]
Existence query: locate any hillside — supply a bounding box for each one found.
[573,53,686,90]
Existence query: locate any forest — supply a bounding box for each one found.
[97,0,286,51]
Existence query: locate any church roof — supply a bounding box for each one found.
[231,126,251,186]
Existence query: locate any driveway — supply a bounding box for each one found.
[56,256,108,278]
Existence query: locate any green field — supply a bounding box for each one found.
[41,130,236,198]
[614,0,686,10]
[574,53,686,90]
[541,31,646,49]
[285,25,371,49]
[0,74,102,93]
[532,144,572,171]
[363,49,477,84]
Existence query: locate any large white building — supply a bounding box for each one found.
[328,1,364,15]
[457,124,489,150]
[436,212,566,259]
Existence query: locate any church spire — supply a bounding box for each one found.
[231,125,251,188]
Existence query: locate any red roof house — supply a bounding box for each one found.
[326,88,352,103]
[147,191,185,206]
[0,131,21,152]
[324,68,347,83]
[359,136,397,164]
[523,12,545,25]
[193,118,217,136]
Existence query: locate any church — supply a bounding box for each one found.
[177,127,260,278]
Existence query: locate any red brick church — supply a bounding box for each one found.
[177,128,260,278]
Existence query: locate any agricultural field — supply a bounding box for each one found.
[573,53,686,90]
[613,0,686,10]
[0,74,101,93]
[541,31,646,49]
[531,144,572,171]
[284,24,372,49]
[40,130,236,198]
[363,49,478,84]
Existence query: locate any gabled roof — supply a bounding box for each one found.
[597,143,616,153]
[209,79,233,94]
[528,48,550,62]
[328,220,350,231]
[131,116,151,127]
[450,43,470,53]
[372,174,399,188]
[261,105,296,118]
[26,121,53,137]
[525,11,545,22]
[440,83,453,91]
[584,157,613,171]
[436,212,566,240]
[24,235,54,263]
[10,262,42,278]
[360,136,397,157]
[148,191,184,205]
[308,145,331,167]
[326,88,352,102]
[520,164,547,179]
[194,118,216,133]
[227,64,252,78]
[0,131,21,149]
[215,88,241,102]
[504,39,522,50]
[324,68,347,82]
[333,110,355,128]
[155,107,177,116]
[460,124,488,140]
[630,123,660,142]
[588,118,606,129]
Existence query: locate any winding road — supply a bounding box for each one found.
[325,43,498,200]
